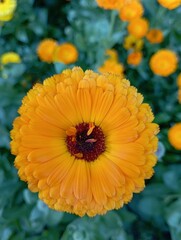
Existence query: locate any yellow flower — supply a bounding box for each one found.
[119,0,144,22]
[96,0,125,9]
[150,49,178,77]
[98,59,124,75]
[11,67,159,217]
[177,73,181,87]
[0,0,16,21]
[1,52,21,65]
[158,0,181,10]
[146,29,164,44]
[168,123,181,150]
[127,18,149,39]
[123,34,144,51]
[37,39,58,63]
[127,51,142,66]
[53,43,78,64]
[106,49,119,62]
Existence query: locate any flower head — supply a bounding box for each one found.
[128,18,149,39]
[119,0,144,22]
[168,123,181,150]
[96,0,124,10]
[0,0,16,21]
[11,67,159,217]
[53,43,78,64]
[127,51,142,66]
[37,39,58,63]
[98,59,124,75]
[1,52,21,65]
[150,49,178,77]
[123,34,144,51]
[158,0,181,10]
[146,29,164,44]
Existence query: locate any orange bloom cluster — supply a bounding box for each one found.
[168,123,181,150]
[127,51,142,66]
[96,0,124,10]
[158,0,181,10]
[119,0,144,22]
[150,49,178,77]
[146,29,164,44]
[98,49,124,76]
[127,18,149,39]
[37,39,78,64]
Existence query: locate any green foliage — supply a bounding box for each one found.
[0,0,181,239]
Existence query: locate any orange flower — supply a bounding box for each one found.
[10,67,159,217]
[119,0,144,22]
[96,0,124,9]
[158,0,181,10]
[98,59,124,75]
[146,29,164,44]
[53,43,78,64]
[127,51,142,66]
[37,39,58,63]
[127,18,149,38]
[168,123,181,150]
[150,49,178,77]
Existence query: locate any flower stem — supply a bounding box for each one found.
[107,10,117,47]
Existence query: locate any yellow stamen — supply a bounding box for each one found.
[66,127,77,136]
[87,123,95,136]
[74,153,83,158]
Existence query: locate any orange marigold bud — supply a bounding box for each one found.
[37,39,58,63]
[127,18,149,38]
[146,29,164,44]
[150,49,178,77]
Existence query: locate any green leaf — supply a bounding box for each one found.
[62,211,128,240]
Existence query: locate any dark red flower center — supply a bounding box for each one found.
[66,123,106,162]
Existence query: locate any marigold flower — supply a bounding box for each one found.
[158,0,181,10]
[150,49,178,77]
[98,59,124,75]
[146,29,164,44]
[127,51,142,66]
[53,43,78,64]
[11,67,159,217]
[1,52,21,65]
[119,0,144,22]
[106,49,119,62]
[37,39,58,63]
[168,123,181,150]
[96,0,125,9]
[127,18,149,39]
[123,34,144,51]
[0,0,16,21]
